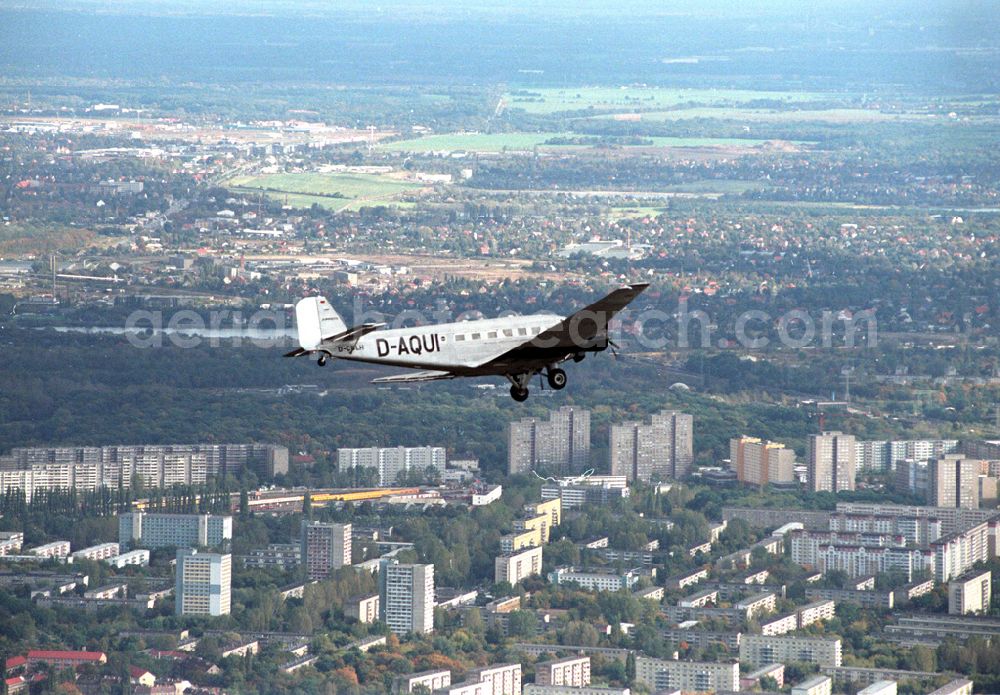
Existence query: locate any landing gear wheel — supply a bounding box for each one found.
[317,355,328,367]
[547,368,567,390]
[510,385,529,402]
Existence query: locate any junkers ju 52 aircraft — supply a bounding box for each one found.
[285,282,649,401]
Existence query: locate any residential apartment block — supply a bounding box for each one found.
[634,657,739,692]
[119,511,233,549]
[495,545,543,586]
[948,569,992,615]
[0,444,287,500]
[730,436,795,486]
[807,432,856,492]
[740,634,842,668]
[547,566,640,592]
[379,559,434,635]
[175,549,231,616]
[301,521,352,580]
[509,407,590,476]
[535,656,590,687]
[337,446,445,486]
[610,410,693,482]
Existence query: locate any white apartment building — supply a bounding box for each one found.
[175,549,231,616]
[466,664,521,695]
[395,669,451,694]
[933,517,1000,582]
[856,439,959,472]
[379,559,434,635]
[0,444,287,500]
[634,657,738,692]
[346,593,380,623]
[792,675,833,695]
[29,540,71,558]
[761,613,799,636]
[547,566,640,592]
[106,549,150,568]
[535,656,590,687]
[495,545,543,586]
[523,686,628,695]
[797,599,836,627]
[948,569,992,615]
[119,512,233,549]
[338,446,445,486]
[71,543,120,561]
[740,634,842,667]
[0,531,23,556]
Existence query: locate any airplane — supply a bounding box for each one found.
[284,282,649,401]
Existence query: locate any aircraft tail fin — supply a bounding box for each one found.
[294,296,347,351]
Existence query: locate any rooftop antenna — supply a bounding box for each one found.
[367,125,377,154]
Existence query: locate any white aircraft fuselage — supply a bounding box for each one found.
[285,282,649,400]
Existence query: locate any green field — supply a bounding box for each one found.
[588,106,929,124]
[225,172,423,211]
[606,205,670,220]
[506,86,834,115]
[381,131,773,154]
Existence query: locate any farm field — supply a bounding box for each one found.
[225,172,423,211]
[505,86,834,114]
[378,132,578,153]
[381,131,776,154]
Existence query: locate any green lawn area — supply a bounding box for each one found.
[506,86,834,115]
[225,172,423,211]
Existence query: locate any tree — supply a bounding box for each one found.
[506,610,538,639]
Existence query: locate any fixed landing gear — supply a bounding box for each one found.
[510,385,529,402]
[547,368,567,390]
[506,372,532,401]
[317,355,328,367]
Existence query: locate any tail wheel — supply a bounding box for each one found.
[510,385,529,402]
[547,368,567,390]
[317,355,328,366]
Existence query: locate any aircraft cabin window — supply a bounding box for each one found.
[503,329,513,337]
[455,334,465,342]
[471,333,481,340]
[518,328,527,336]
[488,331,498,339]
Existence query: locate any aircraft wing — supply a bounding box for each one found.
[536,282,650,346]
[371,370,456,384]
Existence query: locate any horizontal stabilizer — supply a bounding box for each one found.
[327,322,385,344]
[283,347,309,358]
[371,370,455,384]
